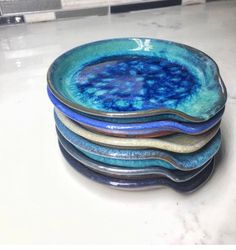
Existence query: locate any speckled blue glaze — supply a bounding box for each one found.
[48,88,223,136]
[58,131,212,182]
[54,111,221,170]
[59,141,215,192]
[48,38,227,121]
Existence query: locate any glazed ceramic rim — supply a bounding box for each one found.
[55,122,221,171]
[59,141,216,192]
[48,88,224,136]
[47,37,227,122]
[55,108,220,153]
[58,131,212,182]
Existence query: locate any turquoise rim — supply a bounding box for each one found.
[47,38,227,121]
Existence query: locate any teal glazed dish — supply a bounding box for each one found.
[55,112,221,171]
[47,38,227,122]
[58,131,212,182]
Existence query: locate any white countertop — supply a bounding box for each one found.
[0,0,235,244]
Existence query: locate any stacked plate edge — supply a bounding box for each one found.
[47,38,227,192]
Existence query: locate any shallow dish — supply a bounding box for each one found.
[48,88,208,124]
[55,114,221,170]
[59,141,215,192]
[81,123,174,138]
[58,133,212,182]
[79,114,222,137]
[48,38,226,121]
[47,87,224,130]
[48,89,223,137]
[55,109,220,153]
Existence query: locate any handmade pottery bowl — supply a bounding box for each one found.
[58,132,212,182]
[55,109,220,153]
[47,38,226,122]
[59,141,215,192]
[48,89,223,137]
[55,113,221,170]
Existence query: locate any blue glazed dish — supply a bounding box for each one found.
[58,131,212,182]
[55,112,221,171]
[59,141,215,192]
[47,87,203,123]
[48,88,223,137]
[47,38,226,122]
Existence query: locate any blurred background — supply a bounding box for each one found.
[0,0,221,25]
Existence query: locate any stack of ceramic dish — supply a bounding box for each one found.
[47,38,227,192]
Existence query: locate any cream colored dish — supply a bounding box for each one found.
[55,109,220,153]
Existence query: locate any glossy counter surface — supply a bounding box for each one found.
[0,0,235,244]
